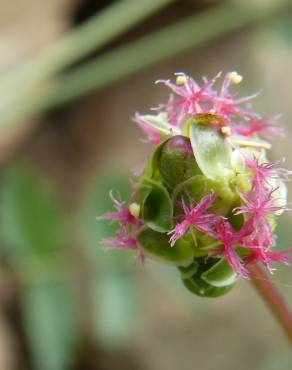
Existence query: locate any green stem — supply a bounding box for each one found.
[40,0,291,110]
[248,264,292,345]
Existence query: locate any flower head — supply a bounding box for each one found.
[100,71,292,297]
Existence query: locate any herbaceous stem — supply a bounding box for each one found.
[248,264,292,345]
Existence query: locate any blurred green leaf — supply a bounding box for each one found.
[78,172,133,270]
[260,350,292,370]
[22,279,77,370]
[0,165,65,265]
[79,172,140,347]
[93,272,137,348]
[271,13,292,44]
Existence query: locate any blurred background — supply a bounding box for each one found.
[0,0,292,369]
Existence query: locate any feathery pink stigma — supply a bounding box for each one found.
[245,157,291,187]
[245,247,292,272]
[212,93,260,123]
[213,219,250,277]
[136,250,146,265]
[101,192,141,228]
[232,116,284,139]
[234,188,285,250]
[100,192,143,255]
[103,233,138,250]
[156,75,214,126]
[133,113,162,145]
[156,72,260,127]
[168,193,218,246]
[235,188,286,219]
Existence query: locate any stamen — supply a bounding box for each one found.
[228,71,243,84]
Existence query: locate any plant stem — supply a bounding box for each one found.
[248,264,292,345]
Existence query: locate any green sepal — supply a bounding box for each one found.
[137,227,194,266]
[201,258,237,287]
[142,136,171,179]
[229,135,271,150]
[189,119,235,201]
[136,184,152,208]
[172,175,214,206]
[180,258,236,297]
[139,113,180,137]
[172,175,233,218]
[137,177,173,232]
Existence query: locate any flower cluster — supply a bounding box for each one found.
[100,72,291,297]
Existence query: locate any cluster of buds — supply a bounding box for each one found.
[100,71,292,297]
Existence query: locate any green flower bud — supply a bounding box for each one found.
[158,135,201,188]
[179,258,236,298]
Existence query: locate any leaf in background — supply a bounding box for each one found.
[22,279,77,370]
[92,271,137,348]
[0,164,65,264]
[260,350,292,370]
[78,172,139,347]
[78,172,133,269]
[0,164,76,369]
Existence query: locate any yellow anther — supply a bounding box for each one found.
[176,74,188,85]
[228,71,243,84]
[221,126,232,136]
[129,202,140,218]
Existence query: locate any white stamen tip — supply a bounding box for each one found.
[228,71,243,84]
[129,202,140,218]
[176,74,188,85]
